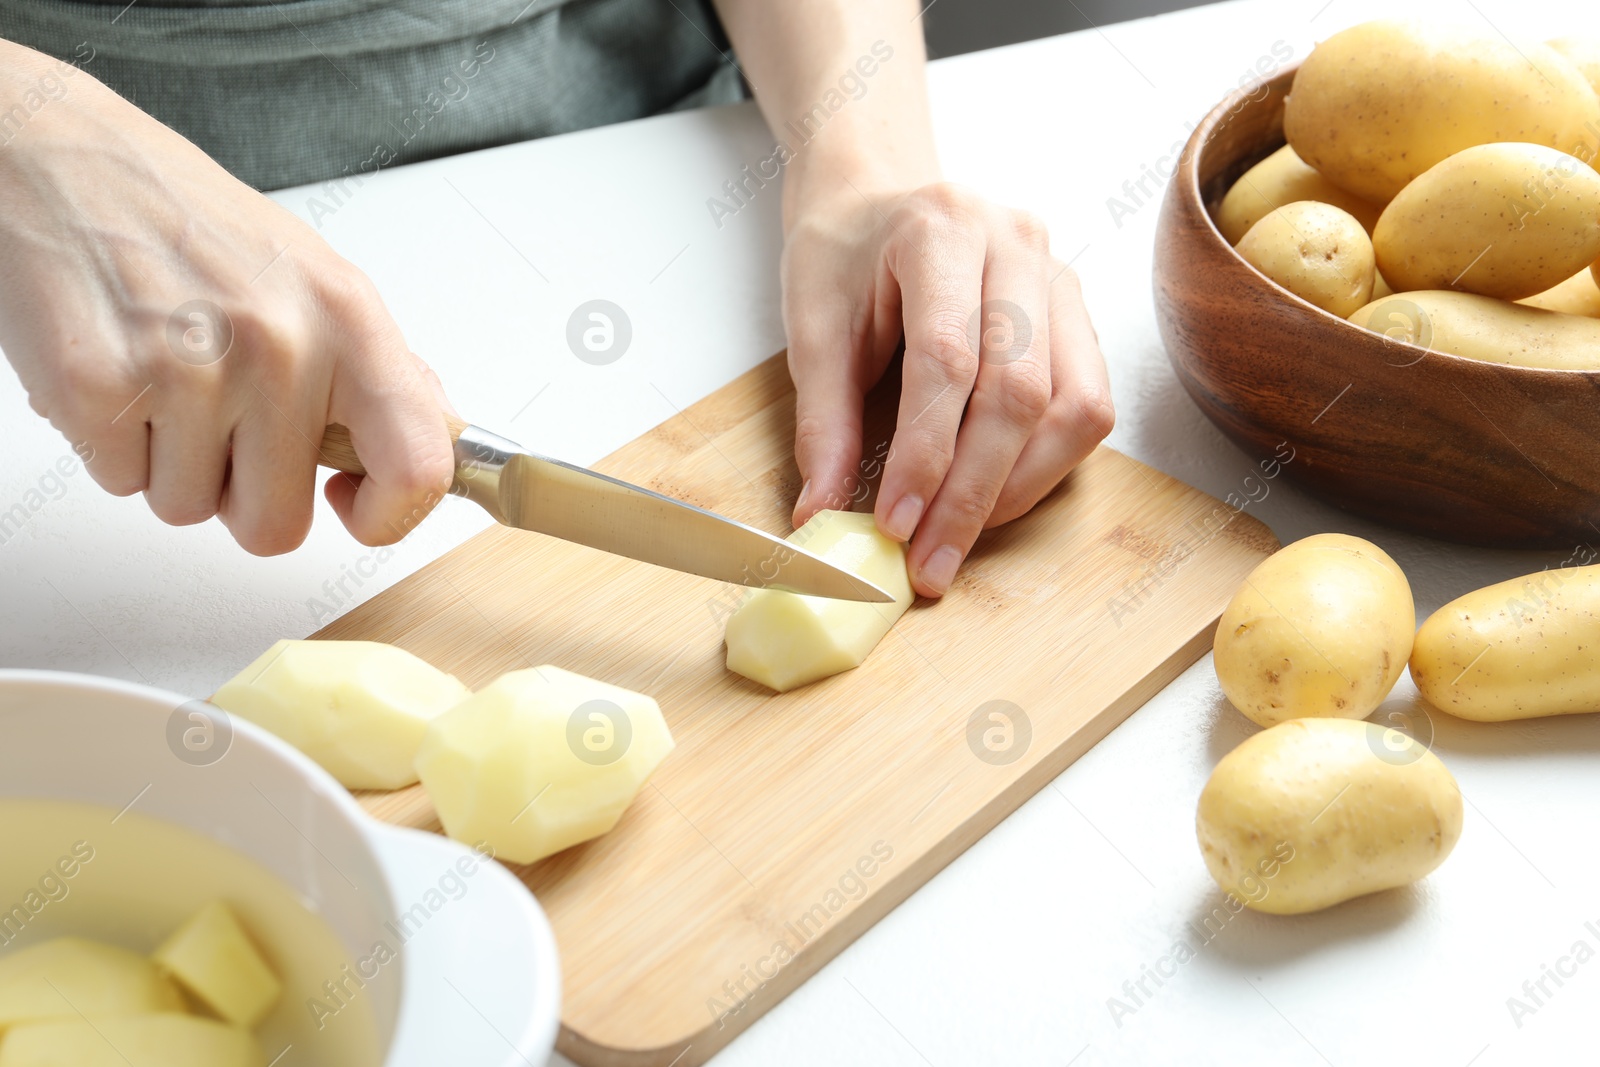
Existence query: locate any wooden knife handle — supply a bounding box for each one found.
[318,413,472,477]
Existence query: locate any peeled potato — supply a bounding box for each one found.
[1518,268,1600,318]
[1349,290,1600,369]
[725,510,914,692]
[0,1015,264,1067]
[415,666,674,864]
[0,940,184,1033]
[1216,145,1385,244]
[152,903,280,1029]
[1197,718,1463,914]
[1285,20,1600,202]
[1214,533,1413,728]
[1373,144,1600,300]
[1235,201,1376,317]
[211,639,471,790]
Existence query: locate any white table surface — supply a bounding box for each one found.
[5,1,1599,1063]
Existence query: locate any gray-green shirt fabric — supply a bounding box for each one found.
[0,0,745,190]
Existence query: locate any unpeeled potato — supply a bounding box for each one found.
[1234,201,1375,317]
[1519,268,1600,318]
[1373,143,1600,300]
[1285,21,1600,202]
[1215,144,1384,244]
[1349,290,1600,370]
[1549,37,1600,97]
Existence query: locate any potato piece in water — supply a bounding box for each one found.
[1518,268,1600,318]
[0,1014,264,1067]
[211,639,471,790]
[0,940,184,1033]
[1412,564,1600,721]
[416,667,674,865]
[152,902,281,1029]
[1197,718,1463,914]
[1374,144,1600,301]
[1349,290,1600,370]
[1285,20,1600,202]
[1214,533,1413,729]
[1216,144,1384,245]
[724,510,915,693]
[1235,202,1375,317]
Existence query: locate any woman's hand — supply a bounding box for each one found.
[0,44,454,555]
[782,180,1114,597]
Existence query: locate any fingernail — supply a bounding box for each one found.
[796,479,812,512]
[920,545,962,595]
[884,494,924,541]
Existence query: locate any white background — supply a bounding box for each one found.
[3,1,1599,1064]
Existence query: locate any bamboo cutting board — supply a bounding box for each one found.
[319,353,1277,1066]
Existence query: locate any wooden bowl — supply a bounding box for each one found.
[1154,65,1600,549]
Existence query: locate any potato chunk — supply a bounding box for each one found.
[212,639,471,790]
[724,511,914,692]
[415,667,675,864]
[152,903,280,1029]
[0,940,183,1033]
[0,1014,264,1067]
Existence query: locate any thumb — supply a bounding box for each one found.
[323,343,455,545]
[787,326,866,528]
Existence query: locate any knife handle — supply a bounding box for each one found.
[318,414,472,477]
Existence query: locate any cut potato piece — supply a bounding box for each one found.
[724,510,914,692]
[0,940,183,1033]
[212,639,471,790]
[415,667,675,864]
[0,1014,264,1067]
[152,903,280,1029]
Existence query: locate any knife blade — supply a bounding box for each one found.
[317,415,894,603]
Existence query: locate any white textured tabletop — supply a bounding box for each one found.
[3,1,1597,1064]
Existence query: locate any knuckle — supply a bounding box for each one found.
[1008,209,1050,250]
[988,360,1052,424]
[941,485,996,530]
[1074,383,1117,441]
[915,317,980,382]
[1052,261,1084,296]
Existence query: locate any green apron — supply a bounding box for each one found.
[0,0,745,190]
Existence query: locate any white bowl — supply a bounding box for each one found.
[0,669,560,1067]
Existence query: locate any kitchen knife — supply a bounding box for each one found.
[317,416,894,603]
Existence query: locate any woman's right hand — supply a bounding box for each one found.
[0,42,455,554]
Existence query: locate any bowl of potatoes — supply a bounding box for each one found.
[1154,20,1600,549]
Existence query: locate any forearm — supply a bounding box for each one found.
[708,0,942,224]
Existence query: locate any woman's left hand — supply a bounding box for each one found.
[781,180,1115,597]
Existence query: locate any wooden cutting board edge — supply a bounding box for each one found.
[554,624,1220,1067]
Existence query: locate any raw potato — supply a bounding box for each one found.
[724,510,915,692]
[153,903,281,1029]
[0,940,184,1033]
[1549,37,1600,96]
[1411,564,1600,721]
[415,666,674,864]
[212,639,471,790]
[1214,533,1413,728]
[1285,20,1600,202]
[1519,268,1600,317]
[0,1014,264,1067]
[1235,202,1375,317]
[1349,290,1600,369]
[1196,718,1463,914]
[1215,144,1384,244]
[1373,144,1600,300]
